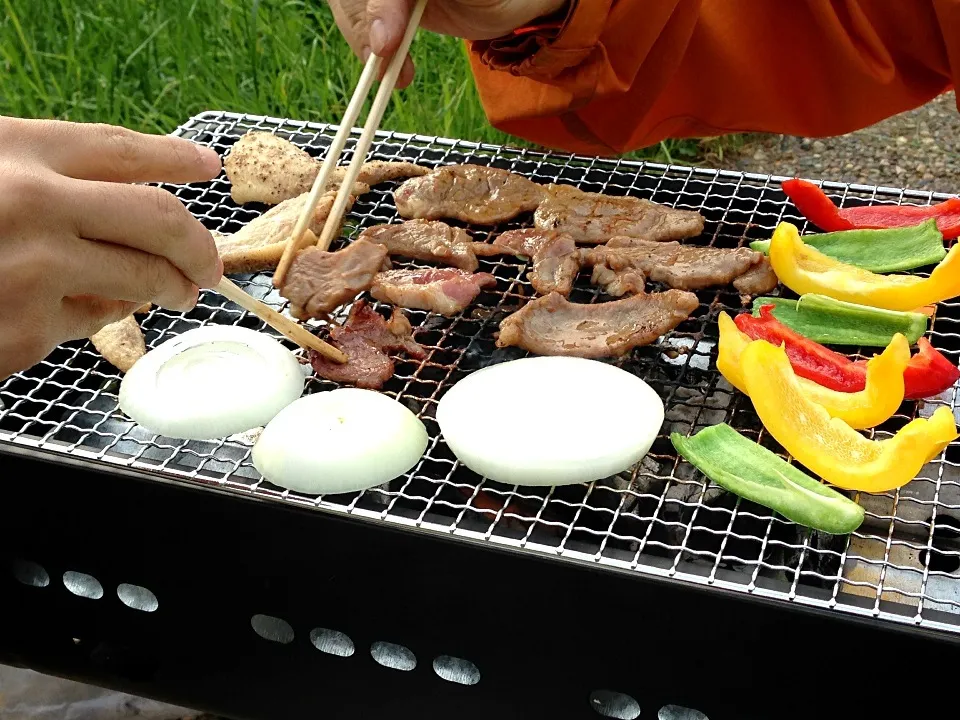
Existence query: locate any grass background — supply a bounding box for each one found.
[0,0,737,163]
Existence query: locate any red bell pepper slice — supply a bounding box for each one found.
[781,178,960,239]
[734,305,959,399]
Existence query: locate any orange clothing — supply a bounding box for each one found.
[467,1,959,156]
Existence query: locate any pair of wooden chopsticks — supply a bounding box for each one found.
[217,0,428,364]
[273,0,429,285]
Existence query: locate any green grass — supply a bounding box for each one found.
[0,0,737,163]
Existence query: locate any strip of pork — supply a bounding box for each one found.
[534,184,704,244]
[582,238,762,292]
[370,267,497,316]
[89,310,149,373]
[732,256,779,295]
[490,229,581,297]
[358,220,480,272]
[394,164,547,225]
[496,290,698,358]
[213,190,358,274]
[281,238,388,320]
[309,300,426,389]
[225,131,429,205]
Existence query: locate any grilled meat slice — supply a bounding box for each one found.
[89,314,146,373]
[582,238,762,292]
[225,131,428,205]
[589,263,646,297]
[496,290,698,358]
[309,300,426,389]
[478,229,581,297]
[394,164,547,225]
[371,267,497,316]
[213,190,358,274]
[282,238,388,319]
[359,219,479,271]
[534,184,704,244]
[732,256,779,295]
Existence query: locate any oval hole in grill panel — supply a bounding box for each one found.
[589,690,641,720]
[310,628,355,657]
[251,614,294,644]
[370,641,416,671]
[12,559,49,587]
[117,583,159,612]
[432,655,480,685]
[659,705,709,720]
[63,571,103,600]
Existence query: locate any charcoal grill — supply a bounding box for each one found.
[2,111,959,720]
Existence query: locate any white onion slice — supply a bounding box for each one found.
[436,356,664,486]
[252,388,428,495]
[119,325,304,440]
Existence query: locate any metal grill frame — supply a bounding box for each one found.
[2,111,960,720]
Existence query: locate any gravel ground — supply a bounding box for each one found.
[713,90,960,194]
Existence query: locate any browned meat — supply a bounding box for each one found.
[394,164,547,225]
[224,131,430,206]
[476,229,582,297]
[213,190,357,274]
[371,268,497,316]
[583,238,762,292]
[309,300,426,389]
[496,290,698,358]
[732,256,779,295]
[589,263,646,297]
[281,238,388,319]
[358,220,479,271]
[534,184,704,244]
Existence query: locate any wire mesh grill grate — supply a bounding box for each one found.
[3,110,960,635]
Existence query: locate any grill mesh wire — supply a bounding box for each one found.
[3,110,960,634]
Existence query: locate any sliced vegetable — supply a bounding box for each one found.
[749,219,945,273]
[252,388,428,495]
[739,339,957,493]
[718,313,909,429]
[751,295,927,346]
[782,178,960,239]
[767,221,960,312]
[436,356,664,486]
[119,325,305,440]
[734,305,959,399]
[867,337,960,401]
[671,424,864,534]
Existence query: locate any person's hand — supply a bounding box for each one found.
[329,0,568,87]
[0,116,223,380]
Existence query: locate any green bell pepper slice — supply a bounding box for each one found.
[671,424,864,535]
[751,293,927,346]
[749,218,945,273]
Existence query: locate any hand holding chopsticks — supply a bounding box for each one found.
[215,0,427,363]
[275,0,430,280]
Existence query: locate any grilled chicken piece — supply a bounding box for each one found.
[89,313,147,373]
[309,300,426,390]
[213,190,358,274]
[496,290,698,358]
[359,219,480,272]
[732,256,779,295]
[534,184,704,244]
[224,131,429,205]
[491,229,581,297]
[394,164,547,225]
[371,267,497,316]
[282,238,388,320]
[582,238,762,292]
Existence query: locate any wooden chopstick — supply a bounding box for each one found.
[216,277,347,363]
[272,52,384,289]
[317,0,429,251]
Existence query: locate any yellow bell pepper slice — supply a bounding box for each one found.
[768,221,960,311]
[739,339,957,493]
[717,312,910,429]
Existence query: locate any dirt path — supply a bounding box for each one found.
[712,90,960,195]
